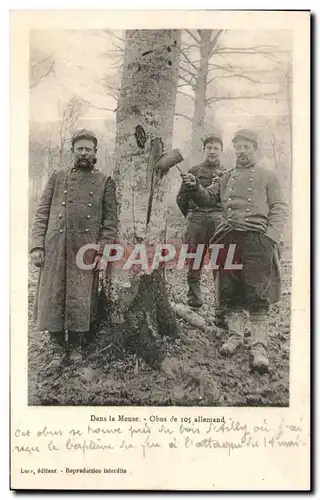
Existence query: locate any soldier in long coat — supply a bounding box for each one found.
[176,134,224,311]
[30,129,118,369]
[180,129,289,373]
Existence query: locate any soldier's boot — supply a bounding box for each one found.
[219,311,244,356]
[214,306,227,329]
[47,331,67,371]
[213,271,226,328]
[187,269,203,308]
[68,331,85,364]
[249,312,269,373]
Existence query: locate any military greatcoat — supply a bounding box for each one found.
[30,166,118,332]
[189,163,289,303]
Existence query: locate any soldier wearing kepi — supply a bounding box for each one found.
[176,133,224,311]
[30,129,118,369]
[180,129,289,372]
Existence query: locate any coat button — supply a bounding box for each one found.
[90,192,93,195]
[64,190,67,194]
[85,229,89,232]
[245,217,249,221]
[228,207,232,211]
[59,229,63,233]
[248,188,252,191]
[62,202,66,206]
[58,214,62,218]
[249,178,253,182]
[228,197,232,201]
[91,180,95,184]
[88,203,92,207]
[87,215,91,219]
[72,168,75,172]
[246,208,250,212]
[248,198,251,201]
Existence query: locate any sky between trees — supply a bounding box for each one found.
[30,28,292,152]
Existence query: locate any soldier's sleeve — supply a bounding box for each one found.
[30,172,56,253]
[176,182,190,217]
[98,176,118,252]
[265,171,289,244]
[176,166,197,217]
[187,176,222,208]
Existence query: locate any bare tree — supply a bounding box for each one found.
[91,29,125,109]
[106,29,183,372]
[266,120,279,170]
[284,61,293,184]
[176,29,288,160]
[57,97,83,166]
[114,29,181,237]
[29,49,55,89]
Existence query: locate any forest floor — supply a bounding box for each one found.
[28,247,291,407]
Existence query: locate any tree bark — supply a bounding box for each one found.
[114,29,181,238]
[103,30,182,369]
[286,63,293,187]
[191,31,212,162]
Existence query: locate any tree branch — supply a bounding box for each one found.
[57,80,117,112]
[179,61,197,79]
[185,29,200,44]
[209,30,224,56]
[78,98,117,112]
[208,61,279,76]
[175,112,192,122]
[30,51,56,70]
[215,44,278,51]
[111,41,125,53]
[207,73,277,85]
[180,44,199,52]
[206,92,280,104]
[104,29,125,43]
[178,73,196,90]
[263,53,288,65]
[177,46,199,73]
[179,66,197,82]
[177,90,195,101]
[30,60,55,89]
[214,48,289,55]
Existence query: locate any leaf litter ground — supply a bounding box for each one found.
[28,258,291,407]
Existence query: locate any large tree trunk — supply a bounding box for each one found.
[191,30,212,162]
[114,29,181,238]
[286,62,293,188]
[102,29,182,370]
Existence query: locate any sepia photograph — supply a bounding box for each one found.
[27,27,293,407]
[10,9,310,491]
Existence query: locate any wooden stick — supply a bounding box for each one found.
[131,189,136,238]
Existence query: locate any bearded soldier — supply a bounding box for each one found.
[30,129,118,369]
[176,134,224,316]
[180,129,289,373]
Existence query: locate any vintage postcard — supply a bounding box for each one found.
[10,10,310,490]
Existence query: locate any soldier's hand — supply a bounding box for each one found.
[30,249,44,267]
[181,173,197,189]
[93,254,102,271]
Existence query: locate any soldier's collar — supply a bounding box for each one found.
[235,161,255,170]
[202,158,220,167]
[70,164,97,173]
